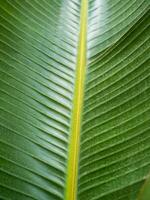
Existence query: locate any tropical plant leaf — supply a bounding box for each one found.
[0,0,80,199]
[0,0,149,200]
[77,1,150,200]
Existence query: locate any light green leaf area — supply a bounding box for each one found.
[0,0,149,200]
[138,175,150,200]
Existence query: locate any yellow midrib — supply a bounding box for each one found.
[65,0,87,199]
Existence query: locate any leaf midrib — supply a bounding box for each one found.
[65,0,88,199]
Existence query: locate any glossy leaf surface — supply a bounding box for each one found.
[0,0,149,200]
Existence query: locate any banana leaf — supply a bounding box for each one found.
[0,0,149,200]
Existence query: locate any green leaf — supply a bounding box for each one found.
[0,0,149,200]
[138,175,150,200]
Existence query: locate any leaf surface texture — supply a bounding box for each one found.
[0,0,149,200]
